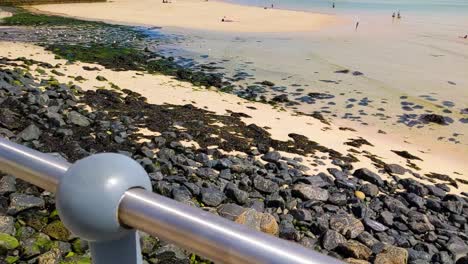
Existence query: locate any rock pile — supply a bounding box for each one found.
[0,58,467,264]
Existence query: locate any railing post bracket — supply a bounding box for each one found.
[56,153,152,264]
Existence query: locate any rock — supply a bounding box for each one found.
[279,220,298,240]
[7,193,45,215]
[43,221,70,241]
[253,176,279,194]
[292,184,329,201]
[290,209,312,222]
[352,71,364,76]
[354,191,366,200]
[260,80,275,86]
[217,203,247,221]
[446,236,468,261]
[261,151,281,162]
[421,114,447,125]
[195,167,218,180]
[374,245,408,264]
[22,233,52,258]
[0,175,16,195]
[260,213,279,235]
[37,248,61,264]
[18,124,42,141]
[322,230,347,250]
[403,193,425,208]
[399,178,428,196]
[0,232,19,251]
[384,164,406,175]
[379,211,394,226]
[271,94,289,103]
[345,258,370,264]
[353,168,384,186]
[225,183,249,204]
[357,231,379,248]
[200,188,226,207]
[363,218,387,232]
[154,243,188,263]
[71,239,88,254]
[329,214,364,239]
[96,75,107,81]
[329,192,348,206]
[265,192,285,209]
[139,232,158,255]
[337,240,372,260]
[0,216,15,235]
[67,111,90,127]
[235,209,278,235]
[408,212,434,234]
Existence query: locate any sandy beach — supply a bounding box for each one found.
[1,2,468,262]
[1,40,465,194]
[29,0,339,32]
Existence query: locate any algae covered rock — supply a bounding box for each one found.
[0,232,19,251]
[43,220,71,241]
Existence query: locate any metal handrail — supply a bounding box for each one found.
[0,137,343,264]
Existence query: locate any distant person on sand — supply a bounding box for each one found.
[355,21,359,31]
[332,2,335,8]
[271,4,274,8]
[397,11,401,19]
[221,16,235,22]
[392,12,395,19]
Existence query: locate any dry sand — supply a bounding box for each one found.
[29,0,339,33]
[1,41,466,193]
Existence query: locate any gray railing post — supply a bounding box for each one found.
[56,153,152,264]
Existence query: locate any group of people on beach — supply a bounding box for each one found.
[392,11,402,19]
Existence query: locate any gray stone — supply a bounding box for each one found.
[7,193,45,215]
[261,151,281,162]
[329,214,364,239]
[67,111,90,127]
[322,230,347,250]
[200,188,226,207]
[45,111,65,127]
[292,184,329,201]
[384,164,406,175]
[253,176,279,193]
[0,175,16,195]
[225,183,249,204]
[446,236,468,261]
[217,203,247,221]
[154,243,188,263]
[18,124,42,141]
[0,215,15,235]
[359,184,379,197]
[353,168,384,186]
[363,218,387,232]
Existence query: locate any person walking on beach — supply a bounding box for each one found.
[355,21,360,31]
[397,11,401,19]
[392,12,395,19]
[332,2,335,8]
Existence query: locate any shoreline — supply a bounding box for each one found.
[27,0,340,33]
